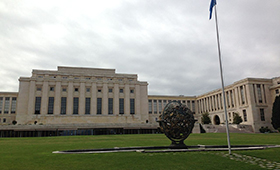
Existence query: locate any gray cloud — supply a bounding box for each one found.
[0,0,279,96]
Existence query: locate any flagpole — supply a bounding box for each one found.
[213,5,232,155]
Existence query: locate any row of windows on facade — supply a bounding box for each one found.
[148,100,196,114]
[34,97,135,115]
[197,86,247,114]
[227,108,266,123]
[0,97,17,114]
[37,75,135,82]
[253,84,267,104]
[36,86,135,94]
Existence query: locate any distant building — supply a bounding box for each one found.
[0,66,279,136]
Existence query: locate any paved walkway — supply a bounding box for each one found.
[208,152,280,169]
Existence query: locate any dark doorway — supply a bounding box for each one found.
[214,115,220,125]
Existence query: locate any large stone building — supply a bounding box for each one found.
[0,66,279,136]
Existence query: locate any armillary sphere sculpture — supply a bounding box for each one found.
[158,101,195,148]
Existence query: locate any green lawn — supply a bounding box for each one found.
[1,133,280,170]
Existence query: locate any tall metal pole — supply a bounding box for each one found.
[214,6,232,155]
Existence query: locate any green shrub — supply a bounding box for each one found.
[201,112,211,124]
[259,126,271,133]
[233,112,243,124]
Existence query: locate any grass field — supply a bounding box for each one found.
[1,133,280,170]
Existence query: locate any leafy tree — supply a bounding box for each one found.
[271,96,280,130]
[201,112,211,124]
[233,112,243,124]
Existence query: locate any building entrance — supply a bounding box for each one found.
[214,115,220,125]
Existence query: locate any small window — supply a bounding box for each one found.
[62,88,67,92]
[3,118,6,123]
[74,77,79,80]
[276,89,279,94]
[62,76,68,79]
[130,89,134,93]
[85,77,91,80]
[38,75,43,78]
[37,87,42,91]
[120,89,124,93]
[74,88,79,92]
[98,89,102,93]
[109,88,113,93]
[50,87,55,91]
[260,108,265,121]
[86,88,90,92]
[118,79,122,81]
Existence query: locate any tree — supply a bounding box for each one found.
[271,96,280,130]
[201,112,211,124]
[233,112,243,124]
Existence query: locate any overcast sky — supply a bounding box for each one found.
[1,0,279,96]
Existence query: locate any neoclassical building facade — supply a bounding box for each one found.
[0,66,279,136]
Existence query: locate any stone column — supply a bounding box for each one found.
[113,83,119,114]
[41,81,49,115]
[79,82,85,114]
[91,82,97,115]
[124,84,130,115]
[54,81,61,115]
[67,82,73,115]
[27,80,36,115]
[102,83,108,115]
[135,84,140,115]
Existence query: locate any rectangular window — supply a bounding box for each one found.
[50,87,55,91]
[4,97,10,114]
[192,101,195,113]
[48,97,54,114]
[130,98,135,114]
[85,98,91,114]
[230,90,234,107]
[73,97,79,114]
[243,109,247,122]
[240,86,245,104]
[187,101,191,109]
[153,100,157,114]
[130,89,134,93]
[86,88,90,92]
[119,89,123,93]
[119,98,124,114]
[148,100,152,114]
[256,84,262,103]
[97,98,102,114]
[34,97,41,114]
[163,100,167,107]
[61,97,67,115]
[226,92,230,107]
[74,88,79,92]
[260,108,265,121]
[11,97,17,114]
[276,89,279,94]
[108,98,113,114]
[0,97,3,113]
[158,100,162,113]
[108,88,113,93]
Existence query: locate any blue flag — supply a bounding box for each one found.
[209,0,216,20]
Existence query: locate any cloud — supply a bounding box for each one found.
[0,0,279,96]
